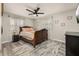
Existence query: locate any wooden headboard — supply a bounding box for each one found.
[19,26,33,33]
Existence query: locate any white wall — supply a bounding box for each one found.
[24,19,33,27]
[2,13,33,43]
[2,9,79,44]
[34,9,79,43]
[33,17,53,40]
[52,9,79,42]
[2,15,11,43]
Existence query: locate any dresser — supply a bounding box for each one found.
[65,32,79,56]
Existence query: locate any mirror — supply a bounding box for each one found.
[76,5,79,23]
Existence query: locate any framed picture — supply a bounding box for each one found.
[55,20,59,24]
[67,16,73,20]
[61,22,66,27]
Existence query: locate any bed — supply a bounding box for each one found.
[19,26,48,48]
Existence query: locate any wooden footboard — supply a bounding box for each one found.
[33,29,48,47]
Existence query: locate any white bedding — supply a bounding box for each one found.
[20,31,35,40]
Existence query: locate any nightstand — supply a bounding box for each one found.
[12,35,20,42]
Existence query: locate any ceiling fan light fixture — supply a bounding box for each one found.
[26,6,44,17]
[33,14,36,16]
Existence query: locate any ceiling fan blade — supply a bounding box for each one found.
[37,13,44,14]
[36,8,40,12]
[26,9,34,13]
[28,13,33,15]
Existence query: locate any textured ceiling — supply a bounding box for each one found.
[4,3,78,18]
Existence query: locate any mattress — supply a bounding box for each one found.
[20,31,35,40]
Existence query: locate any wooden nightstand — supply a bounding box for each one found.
[12,35,20,42]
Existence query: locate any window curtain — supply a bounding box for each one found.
[10,17,24,34]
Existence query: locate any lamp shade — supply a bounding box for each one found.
[76,5,79,23]
[76,5,79,16]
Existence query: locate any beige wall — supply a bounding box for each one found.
[34,9,79,43]
[33,17,52,40]
[2,15,11,43]
[52,9,79,42]
[2,13,33,43]
[2,6,79,44]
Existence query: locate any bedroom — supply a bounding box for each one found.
[0,3,79,56]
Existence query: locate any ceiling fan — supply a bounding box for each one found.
[26,7,44,16]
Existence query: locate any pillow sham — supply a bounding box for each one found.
[22,28,34,32]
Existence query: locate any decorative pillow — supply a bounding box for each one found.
[22,28,34,32]
[22,28,27,32]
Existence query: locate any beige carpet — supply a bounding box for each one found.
[2,39,65,56]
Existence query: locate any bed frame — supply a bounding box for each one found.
[19,26,48,48]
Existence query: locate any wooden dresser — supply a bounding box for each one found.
[65,32,79,56]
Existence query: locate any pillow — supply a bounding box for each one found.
[22,28,34,32]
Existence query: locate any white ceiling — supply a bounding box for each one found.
[4,3,78,18]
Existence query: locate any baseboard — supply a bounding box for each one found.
[0,47,1,51]
[2,41,12,44]
[52,39,65,43]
